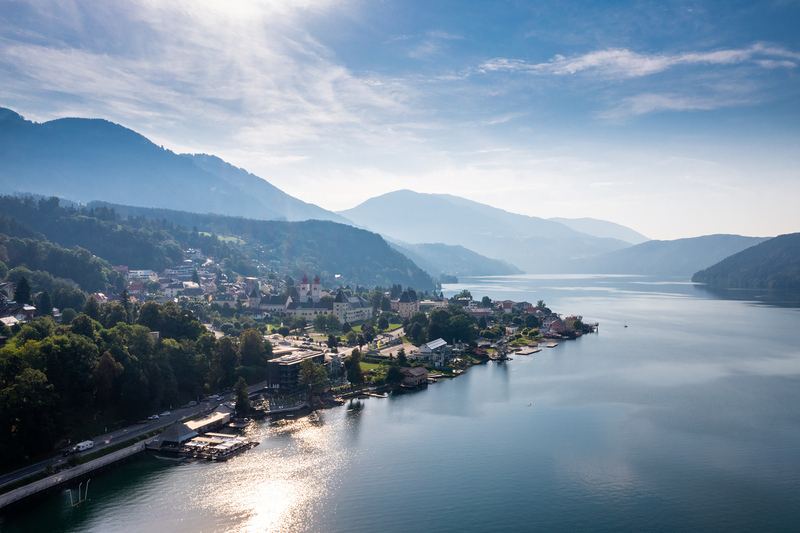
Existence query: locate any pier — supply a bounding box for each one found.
[0,440,148,510]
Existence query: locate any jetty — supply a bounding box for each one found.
[0,439,148,510]
[516,347,542,355]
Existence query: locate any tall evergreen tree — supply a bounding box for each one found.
[82,296,100,320]
[36,290,53,316]
[13,276,31,305]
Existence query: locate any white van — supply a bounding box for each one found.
[76,440,94,452]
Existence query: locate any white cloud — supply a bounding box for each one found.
[480,43,799,79]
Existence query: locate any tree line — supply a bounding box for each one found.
[0,299,273,468]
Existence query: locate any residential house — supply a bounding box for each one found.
[418,338,452,367]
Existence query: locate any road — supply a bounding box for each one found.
[0,380,269,490]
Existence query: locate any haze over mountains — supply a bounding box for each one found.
[1,106,778,281]
[0,108,345,224]
[566,234,770,277]
[338,190,635,273]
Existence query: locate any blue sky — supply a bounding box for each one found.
[1,0,798,239]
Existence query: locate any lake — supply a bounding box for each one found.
[3,275,800,532]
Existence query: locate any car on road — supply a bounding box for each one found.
[160,411,171,416]
[137,419,148,424]
[148,414,159,420]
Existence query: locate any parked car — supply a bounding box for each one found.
[148,414,159,420]
[160,411,171,416]
[189,401,197,406]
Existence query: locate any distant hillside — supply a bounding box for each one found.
[389,241,523,278]
[548,217,649,245]
[567,234,769,277]
[184,154,350,224]
[692,233,800,289]
[0,107,343,224]
[338,190,632,272]
[0,195,436,289]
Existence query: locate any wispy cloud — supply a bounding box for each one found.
[480,43,800,79]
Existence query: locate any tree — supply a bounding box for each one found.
[377,316,389,331]
[326,334,339,349]
[60,307,78,325]
[386,365,403,385]
[341,322,352,334]
[325,314,341,332]
[121,289,131,322]
[234,377,249,414]
[313,314,328,332]
[239,329,267,369]
[82,296,100,320]
[299,358,329,399]
[70,313,97,338]
[536,300,546,309]
[572,319,584,331]
[13,276,31,305]
[192,270,200,284]
[100,301,128,329]
[36,290,53,317]
[478,316,488,330]
[277,326,291,338]
[525,314,539,328]
[455,289,472,300]
[291,317,307,332]
[345,349,364,385]
[93,351,124,405]
[362,323,376,344]
[396,347,408,367]
[345,331,357,345]
[380,296,391,312]
[482,296,492,308]
[211,337,239,388]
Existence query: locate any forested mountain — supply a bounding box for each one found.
[566,234,769,277]
[0,108,342,223]
[389,241,523,278]
[0,196,434,290]
[692,233,800,289]
[338,190,632,272]
[548,217,649,244]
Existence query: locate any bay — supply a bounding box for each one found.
[3,275,800,532]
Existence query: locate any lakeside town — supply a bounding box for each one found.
[0,248,597,510]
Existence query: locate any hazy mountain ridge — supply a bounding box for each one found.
[548,217,649,244]
[184,154,350,224]
[692,233,800,289]
[338,189,633,272]
[566,234,770,277]
[0,107,345,224]
[388,241,524,278]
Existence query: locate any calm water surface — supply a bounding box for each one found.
[3,275,800,532]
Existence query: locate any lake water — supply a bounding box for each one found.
[3,275,800,532]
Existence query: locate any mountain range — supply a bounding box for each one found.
[338,190,635,272]
[4,105,775,282]
[0,108,345,224]
[564,234,770,277]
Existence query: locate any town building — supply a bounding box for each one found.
[391,290,419,318]
[267,350,326,394]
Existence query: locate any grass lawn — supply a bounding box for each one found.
[359,362,384,371]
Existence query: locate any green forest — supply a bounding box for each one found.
[0,301,272,468]
[692,233,800,290]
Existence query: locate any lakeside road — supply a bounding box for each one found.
[0,380,269,491]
